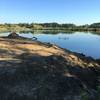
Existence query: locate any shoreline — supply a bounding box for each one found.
[0,30,100,34]
[0,35,100,99]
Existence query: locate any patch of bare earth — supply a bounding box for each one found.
[0,37,100,100]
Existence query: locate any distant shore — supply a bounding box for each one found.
[0,22,100,33]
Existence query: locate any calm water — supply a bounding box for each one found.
[0,32,100,59]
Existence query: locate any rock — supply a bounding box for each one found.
[32,37,37,40]
[8,32,19,38]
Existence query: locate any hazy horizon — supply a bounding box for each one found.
[0,0,100,25]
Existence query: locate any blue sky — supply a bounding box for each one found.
[0,0,100,25]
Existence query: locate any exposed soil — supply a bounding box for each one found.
[0,33,100,100]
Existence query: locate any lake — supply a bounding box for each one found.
[0,31,100,59]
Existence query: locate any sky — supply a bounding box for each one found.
[0,0,100,25]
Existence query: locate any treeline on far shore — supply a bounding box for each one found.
[0,22,100,33]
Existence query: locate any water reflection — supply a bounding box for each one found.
[19,30,75,35]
